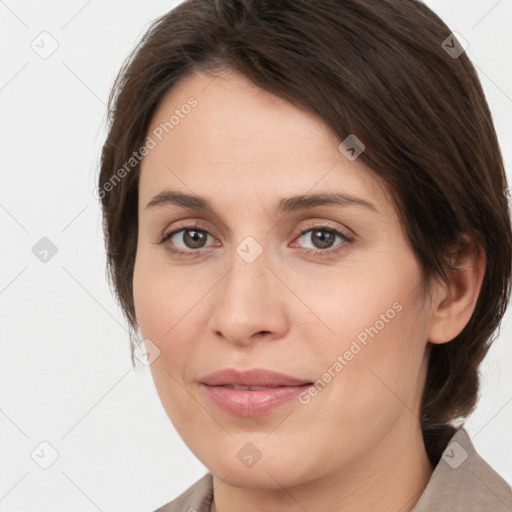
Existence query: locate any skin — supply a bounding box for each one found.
[133,69,485,512]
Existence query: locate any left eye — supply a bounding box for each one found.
[295,227,349,251]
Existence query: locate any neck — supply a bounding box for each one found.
[210,418,433,512]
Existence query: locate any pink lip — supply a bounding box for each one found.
[200,368,311,387]
[199,368,313,417]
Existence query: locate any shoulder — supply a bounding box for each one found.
[153,472,214,512]
[412,428,512,511]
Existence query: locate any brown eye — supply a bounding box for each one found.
[297,227,348,251]
[181,229,208,249]
[157,220,218,256]
[309,229,335,249]
[162,228,212,251]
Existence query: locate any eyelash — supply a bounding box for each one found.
[157,221,353,258]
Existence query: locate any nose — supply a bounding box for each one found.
[208,243,289,347]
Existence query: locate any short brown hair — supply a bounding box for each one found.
[98,0,512,459]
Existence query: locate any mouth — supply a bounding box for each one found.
[199,368,313,417]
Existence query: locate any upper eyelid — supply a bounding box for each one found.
[164,220,349,236]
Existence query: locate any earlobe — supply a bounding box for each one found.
[428,236,486,345]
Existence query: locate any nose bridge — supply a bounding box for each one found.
[209,236,286,344]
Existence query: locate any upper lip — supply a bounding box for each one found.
[199,368,312,387]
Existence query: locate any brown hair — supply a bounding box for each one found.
[98,0,512,462]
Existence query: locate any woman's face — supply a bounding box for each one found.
[133,69,435,488]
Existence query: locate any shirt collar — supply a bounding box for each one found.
[411,427,512,511]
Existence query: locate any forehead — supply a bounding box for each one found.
[145,69,339,161]
[139,69,391,213]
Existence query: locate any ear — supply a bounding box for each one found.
[428,235,486,344]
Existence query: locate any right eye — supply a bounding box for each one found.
[159,223,219,256]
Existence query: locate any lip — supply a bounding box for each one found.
[200,368,311,387]
[199,368,313,417]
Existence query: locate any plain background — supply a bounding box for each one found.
[1,1,511,510]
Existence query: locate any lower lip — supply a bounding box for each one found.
[200,384,311,417]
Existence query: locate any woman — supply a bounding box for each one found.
[97,0,512,510]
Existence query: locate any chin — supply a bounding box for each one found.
[191,434,318,490]
[211,462,307,490]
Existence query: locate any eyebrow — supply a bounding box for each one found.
[145,190,378,214]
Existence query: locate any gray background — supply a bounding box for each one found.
[1,0,511,510]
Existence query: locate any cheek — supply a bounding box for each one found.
[297,252,430,417]
[324,287,429,429]
[133,250,196,363]
[133,255,201,422]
